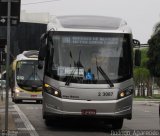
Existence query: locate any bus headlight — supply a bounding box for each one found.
[44,84,61,98]
[118,86,133,99]
[119,92,125,97]
[15,88,20,93]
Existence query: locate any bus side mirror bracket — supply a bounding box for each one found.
[38,33,48,69]
[132,39,141,66]
[133,39,140,48]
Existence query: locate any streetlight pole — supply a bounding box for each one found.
[5,0,11,132]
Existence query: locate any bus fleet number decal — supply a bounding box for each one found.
[98,92,113,96]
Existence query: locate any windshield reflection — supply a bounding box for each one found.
[16,60,43,88]
[45,32,132,84]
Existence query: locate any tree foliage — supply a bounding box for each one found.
[133,48,152,96]
[133,21,160,97]
[134,67,151,96]
[147,25,160,77]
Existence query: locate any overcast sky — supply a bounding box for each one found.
[21,0,160,44]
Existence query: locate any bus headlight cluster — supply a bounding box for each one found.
[118,86,133,99]
[15,88,20,93]
[44,84,61,98]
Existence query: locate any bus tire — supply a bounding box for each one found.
[12,93,15,102]
[42,110,46,119]
[14,99,22,104]
[14,99,18,103]
[12,97,15,102]
[37,100,42,104]
[112,118,123,130]
[45,118,52,126]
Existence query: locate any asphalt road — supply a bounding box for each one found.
[16,101,160,136]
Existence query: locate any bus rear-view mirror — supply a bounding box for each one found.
[133,39,140,47]
[38,33,48,65]
[135,49,141,66]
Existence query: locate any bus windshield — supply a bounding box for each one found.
[46,32,133,84]
[16,60,43,87]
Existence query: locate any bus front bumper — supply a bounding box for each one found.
[43,93,132,120]
[13,92,42,100]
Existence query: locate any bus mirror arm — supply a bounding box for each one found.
[132,39,140,48]
[38,45,46,61]
[38,33,48,69]
[132,39,141,66]
[40,32,48,42]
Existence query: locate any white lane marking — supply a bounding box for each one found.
[25,107,42,110]
[14,105,39,136]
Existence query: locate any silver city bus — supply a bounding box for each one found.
[38,16,140,129]
[11,50,43,103]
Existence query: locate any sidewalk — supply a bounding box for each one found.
[0,92,39,136]
[0,97,18,135]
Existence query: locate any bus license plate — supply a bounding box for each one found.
[81,109,96,115]
[31,95,37,97]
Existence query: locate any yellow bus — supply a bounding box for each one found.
[11,50,43,103]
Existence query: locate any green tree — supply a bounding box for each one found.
[134,67,150,96]
[153,22,160,34]
[141,48,149,67]
[147,31,160,77]
[147,22,160,96]
[133,48,152,96]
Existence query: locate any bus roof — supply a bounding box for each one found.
[16,50,39,61]
[47,15,132,34]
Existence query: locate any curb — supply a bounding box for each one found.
[134,100,160,103]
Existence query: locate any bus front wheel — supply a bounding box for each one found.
[45,118,52,126]
[14,99,22,104]
[112,118,123,129]
[37,100,42,104]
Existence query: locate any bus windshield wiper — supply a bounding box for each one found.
[65,68,76,86]
[66,50,83,86]
[97,66,114,87]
